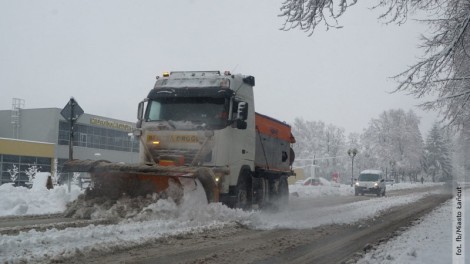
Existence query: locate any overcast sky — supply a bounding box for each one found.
[0,0,438,136]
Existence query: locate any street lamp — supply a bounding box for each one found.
[347,148,358,187]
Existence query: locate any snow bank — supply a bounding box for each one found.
[0,174,442,219]
[0,174,82,217]
[0,185,252,263]
[358,190,469,264]
[290,183,353,197]
[0,175,451,263]
[386,182,444,191]
[248,192,431,230]
[0,189,436,263]
[290,181,443,198]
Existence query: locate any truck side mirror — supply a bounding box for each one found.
[237,102,248,121]
[137,101,145,121]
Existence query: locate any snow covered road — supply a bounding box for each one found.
[0,182,453,263]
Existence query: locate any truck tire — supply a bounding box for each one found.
[253,177,267,209]
[235,168,252,210]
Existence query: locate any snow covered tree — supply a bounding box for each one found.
[291,118,325,160]
[7,164,19,185]
[360,109,424,181]
[347,132,360,149]
[452,122,470,181]
[279,0,470,129]
[422,123,453,182]
[72,172,81,185]
[291,118,348,181]
[25,164,40,184]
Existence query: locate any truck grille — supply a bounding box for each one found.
[152,149,211,165]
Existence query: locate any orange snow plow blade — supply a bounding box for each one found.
[63,159,225,203]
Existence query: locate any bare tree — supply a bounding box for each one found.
[279,0,358,35]
[280,0,470,129]
[279,0,433,34]
[394,1,470,129]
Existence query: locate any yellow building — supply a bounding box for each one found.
[0,138,55,185]
[0,107,139,186]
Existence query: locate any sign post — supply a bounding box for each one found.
[60,97,84,192]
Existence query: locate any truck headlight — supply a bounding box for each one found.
[355,182,359,186]
[374,182,378,187]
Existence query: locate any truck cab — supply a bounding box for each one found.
[135,71,294,208]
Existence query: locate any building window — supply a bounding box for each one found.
[0,154,52,186]
[58,121,138,153]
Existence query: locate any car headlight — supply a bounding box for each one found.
[355,182,359,186]
[374,182,378,187]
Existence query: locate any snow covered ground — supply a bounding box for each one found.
[290,179,442,198]
[358,185,469,264]
[0,173,82,217]
[0,176,464,263]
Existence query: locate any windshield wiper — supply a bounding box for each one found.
[167,120,176,129]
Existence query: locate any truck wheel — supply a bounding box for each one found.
[236,187,248,209]
[235,168,252,210]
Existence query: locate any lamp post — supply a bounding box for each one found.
[347,148,358,187]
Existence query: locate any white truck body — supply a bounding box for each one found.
[136,71,295,207]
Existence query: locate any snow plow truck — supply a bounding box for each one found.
[64,71,296,209]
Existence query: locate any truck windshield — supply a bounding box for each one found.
[358,174,380,181]
[146,97,229,130]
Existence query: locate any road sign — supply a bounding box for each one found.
[61,97,84,121]
[61,97,84,162]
